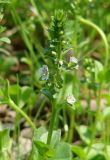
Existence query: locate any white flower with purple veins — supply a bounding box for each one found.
[65,49,78,67]
[65,49,74,63]
[70,57,79,69]
[40,65,49,81]
[66,95,76,105]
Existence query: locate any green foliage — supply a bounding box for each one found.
[0,129,10,150]
[0,4,10,44]
[0,129,10,160]
[0,1,110,160]
[30,127,72,160]
[0,37,11,44]
[40,10,78,102]
[71,145,86,159]
[0,0,10,3]
[76,125,93,145]
[41,10,66,99]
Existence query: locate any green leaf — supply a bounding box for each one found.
[0,0,10,4]
[105,69,110,82]
[0,129,10,151]
[0,26,6,33]
[8,84,21,105]
[94,60,104,83]
[0,14,3,20]
[7,84,34,107]
[90,154,106,160]
[49,142,72,160]
[33,128,61,148]
[85,143,106,160]
[71,145,86,159]
[0,57,17,73]
[29,144,39,160]
[30,128,62,159]
[1,80,10,101]
[33,127,47,142]
[20,86,33,107]
[0,37,11,44]
[50,130,61,148]
[21,57,32,67]
[31,140,54,159]
[40,130,61,148]
[34,141,52,156]
[106,145,110,159]
[42,88,54,100]
[76,125,92,145]
[30,128,52,159]
[102,107,110,119]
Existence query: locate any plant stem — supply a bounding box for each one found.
[78,16,109,68]
[63,108,68,141]
[8,99,36,130]
[87,88,101,152]
[47,104,57,145]
[34,98,46,123]
[68,112,75,143]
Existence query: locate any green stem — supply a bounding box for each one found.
[78,16,109,68]
[34,98,46,123]
[68,112,75,143]
[47,105,57,145]
[87,88,101,152]
[63,108,68,141]
[8,99,36,130]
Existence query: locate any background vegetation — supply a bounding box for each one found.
[0,0,110,159]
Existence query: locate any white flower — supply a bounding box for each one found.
[52,51,56,56]
[70,57,78,64]
[59,60,63,66]
[65,49,78,65]
[40,65,49,81]
[30,6,37,15]
[66,95,76,105]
